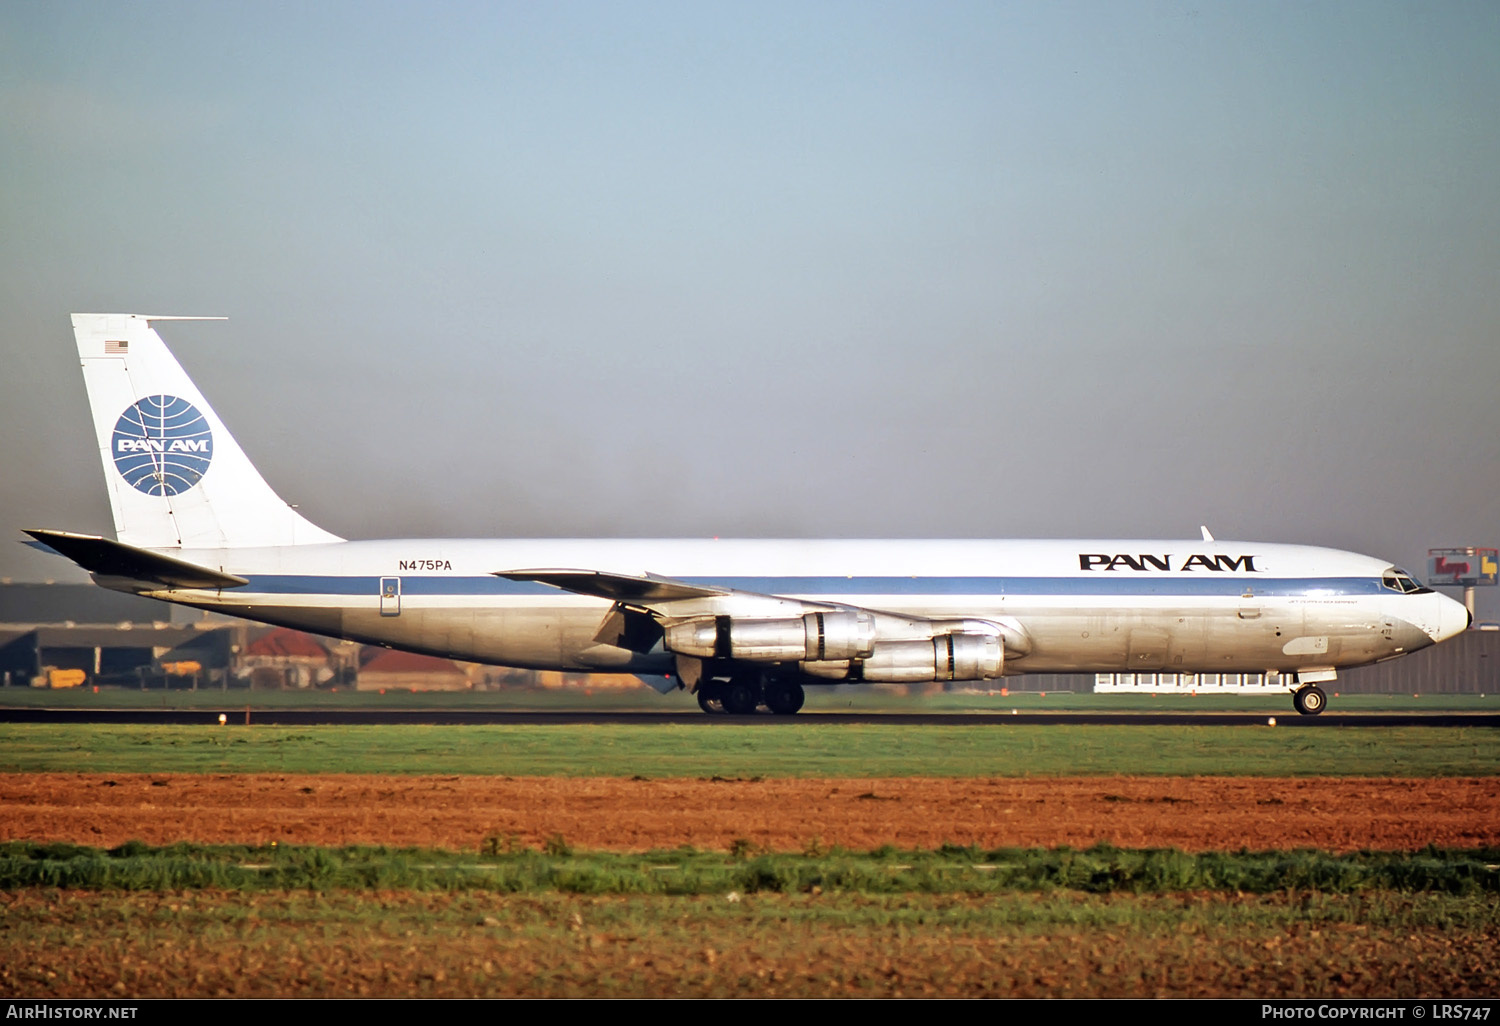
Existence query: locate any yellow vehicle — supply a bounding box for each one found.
[36,668,87,689]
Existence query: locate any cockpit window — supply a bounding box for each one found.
[1381,567,1432,594]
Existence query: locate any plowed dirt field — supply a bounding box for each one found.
[4,774,1496,851]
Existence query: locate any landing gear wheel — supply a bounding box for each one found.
[764,680,805,716]
[721,679,761,716]
[696,687,723,714]
[1292,685,1326,716]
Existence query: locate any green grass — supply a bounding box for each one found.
[3,840,1495,895]
[1,722,1496,775]
[2,683,1495,713]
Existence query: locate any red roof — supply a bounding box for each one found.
[244,628,329,658]
[360,648,464,674]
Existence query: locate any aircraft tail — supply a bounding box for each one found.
[70,313,343,549]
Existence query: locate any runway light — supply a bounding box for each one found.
[217,713,226,725]
[1268,717,1276,727]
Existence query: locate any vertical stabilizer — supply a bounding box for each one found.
[72,313,343,549]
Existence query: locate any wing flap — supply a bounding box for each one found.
[24,529,249,590]
[494,568,728,603]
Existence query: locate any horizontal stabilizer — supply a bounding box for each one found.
[23,529,249,590]
[494,568,727,603]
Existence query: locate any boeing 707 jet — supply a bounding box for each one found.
[27,314,1471,715]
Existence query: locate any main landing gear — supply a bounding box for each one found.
[694,674,805,716]
[763,678,806,715]
[1291,685,1327,716]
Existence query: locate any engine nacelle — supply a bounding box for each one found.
[808,610,878,661]
[664,610,876,663]
[803,632,1003,683]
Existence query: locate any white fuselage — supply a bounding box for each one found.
[125,537,1468,681]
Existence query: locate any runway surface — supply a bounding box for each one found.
[1,708,1496,727]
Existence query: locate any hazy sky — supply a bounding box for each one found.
[2,2,1497,615]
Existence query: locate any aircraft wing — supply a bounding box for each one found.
[494,568,729,604]
[495,567,1031,667]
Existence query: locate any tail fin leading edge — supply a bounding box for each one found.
[72,313,343,550]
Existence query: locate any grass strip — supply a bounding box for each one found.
[3,722,1498,775]
[3,840,1496,895]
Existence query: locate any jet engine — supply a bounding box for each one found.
[801,632,1003,682]
[664,610,876,662]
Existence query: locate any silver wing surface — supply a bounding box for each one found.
[495,567,1030,685]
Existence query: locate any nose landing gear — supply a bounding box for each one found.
[1292,685,1327,716]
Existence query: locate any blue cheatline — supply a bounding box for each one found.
[230,574,1386,599]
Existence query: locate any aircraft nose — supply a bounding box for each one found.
[1430,593,1471,643]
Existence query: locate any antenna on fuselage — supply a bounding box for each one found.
[1200,525,1215,542]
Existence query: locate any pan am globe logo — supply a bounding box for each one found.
[111,395,214,496]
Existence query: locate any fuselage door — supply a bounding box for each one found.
[380,576,401,617]
[1238,586,1261,620]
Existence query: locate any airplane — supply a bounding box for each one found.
[26,313,1472,717]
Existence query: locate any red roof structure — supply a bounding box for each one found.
[357,647,470,691]
[360,648,463,673]
[244,628,329,659]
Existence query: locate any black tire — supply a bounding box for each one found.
[764,679,805,716]
[696,687,723,714]
[1294,684,1327,716]
[721,680,761,715]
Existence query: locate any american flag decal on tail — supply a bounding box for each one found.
[105,340,128,354]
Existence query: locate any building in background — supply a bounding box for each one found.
[356,648,470,691]
[237,627,341,690]
[1090,628,1498,695]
